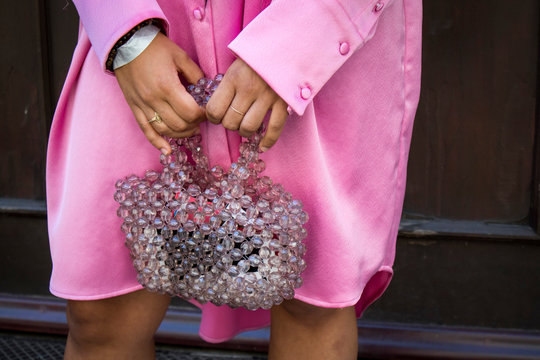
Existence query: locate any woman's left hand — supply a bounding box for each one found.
[205,58,289,152]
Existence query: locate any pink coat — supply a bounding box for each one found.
[47,0,422,342]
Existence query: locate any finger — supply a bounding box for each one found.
[153,101,200,133]
[154,123,201,139]
[238,97,273,138]
[222,96,254,131]
[145,114,200,145]
[169,45,206,124]
[172,46,204,84]
[169,126,201,139]
[259,101,288,152]
[166,89,206,125]
[133,107,172,155]
[206,78,235,124]
[147,105,201,139]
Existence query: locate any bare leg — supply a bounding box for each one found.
[64,289,171,360]
[269,299,358,360]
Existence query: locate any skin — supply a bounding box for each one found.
[269,300,358,360]
[64,290,171,360]
[115,33,206,155]
[115,32,288,154]
[205,58,289,152]
[65,35,357,359]
[64,291,358,360]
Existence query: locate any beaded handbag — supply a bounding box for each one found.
[114,76,308,310]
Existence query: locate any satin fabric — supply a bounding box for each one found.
[47,0,422,342]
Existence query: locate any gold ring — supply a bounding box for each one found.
[148,112,162,124]
[229,105,245,117]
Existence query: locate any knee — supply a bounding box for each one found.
[66,299,156,347]
[67,300,122,346]
[277,299,353,327]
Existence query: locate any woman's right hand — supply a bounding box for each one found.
[115,32,205,155]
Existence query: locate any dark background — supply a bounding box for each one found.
[1,0,539,356]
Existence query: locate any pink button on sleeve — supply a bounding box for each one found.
[300,86,312,100]
[339,42,350,55]
[228,0,394,116]
[193,7,204,21]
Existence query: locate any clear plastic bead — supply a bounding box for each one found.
[114,74,308,310]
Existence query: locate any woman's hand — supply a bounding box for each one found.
[206,58,288,152]
[115,32,205,155]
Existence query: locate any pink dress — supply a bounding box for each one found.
[47,0,422,343]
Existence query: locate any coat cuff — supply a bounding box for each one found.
[113,25,161,70]
[228,0,393,116]
[73,0,169,73]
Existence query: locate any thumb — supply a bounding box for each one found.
[173,48,204,84]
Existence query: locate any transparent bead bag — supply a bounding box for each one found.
[114,76,308,310]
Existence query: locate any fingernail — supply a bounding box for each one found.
[259,146,269,153]
[160,148,169,155]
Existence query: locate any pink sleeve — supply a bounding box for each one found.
[73,0,169,72]
[228,0,394,116]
